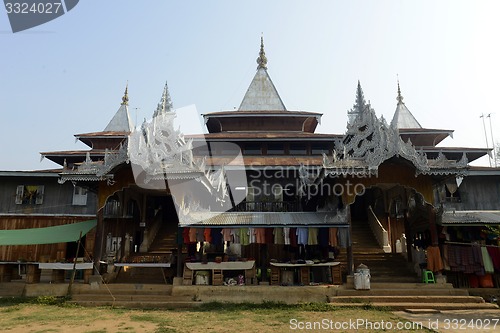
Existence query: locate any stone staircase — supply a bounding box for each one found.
[329,282,499,310]
[148,219,178,254]
[69,283,201,309]
[330,220,499,310]
[335,219,418,283]
[114,220,179,284]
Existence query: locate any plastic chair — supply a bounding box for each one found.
[422,270,435,283]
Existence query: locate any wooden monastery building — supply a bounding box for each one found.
[1,38,500,289]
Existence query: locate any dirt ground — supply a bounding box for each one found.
[0,303,436,333]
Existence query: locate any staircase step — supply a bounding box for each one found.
[337,288,469,297]
[72,294,191,302]
[329,295,486,304]
[369,282,455,289]
[69,300,203,309]
[73,283,172,294]
[327,302,499,310]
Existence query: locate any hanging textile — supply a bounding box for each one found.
[273,228,284,245]
[248,228,256,244]
[283,227,290,245]
[487,246,500,270]
[204,228,212,243]
[255,228,266,244]
[296,227,308,245]
[240,228,249,245]
[188,228,197,243]
[196,228,205,242]
[329,227,338,247]
[308,227,319,245]
[221,229,232,242]
[337,228,349,248]
[426,246,444,272]
[481,246,495,274]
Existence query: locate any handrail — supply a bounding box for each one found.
[367,205,391,253]
[139,212,163,252]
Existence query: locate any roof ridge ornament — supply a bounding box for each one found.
[347,81,368,124]
[153,81,174,118]
[121,83,129,106]
[256,36,268,70]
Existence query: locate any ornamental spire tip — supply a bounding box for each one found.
[121,82,129,106]
[397,79,404,105]
[256,35,268,70]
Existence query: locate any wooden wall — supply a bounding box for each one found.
[445,175,500,211]
[0,175,97,216]
[0,216,95,262]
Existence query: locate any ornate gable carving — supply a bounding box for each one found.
[324,99,467,176]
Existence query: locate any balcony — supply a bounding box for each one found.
[231,201,299,212]
[103,200,133,218]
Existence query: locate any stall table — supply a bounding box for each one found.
[270,262,341,285]
[38,262,94,283]
[183,261,256,286]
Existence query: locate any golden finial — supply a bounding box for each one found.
[256,35,268,70]
[397,79,404,105]
[121,82,129,106]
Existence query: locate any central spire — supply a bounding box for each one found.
[238,36,286,111]
[391,80,422,129]
[121,83,129,106]
[104,83,134,132]
[397,80,404,105]
[256,36,268,70]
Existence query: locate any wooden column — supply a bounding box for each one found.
[92,209,105,273]
[347,205,354,275]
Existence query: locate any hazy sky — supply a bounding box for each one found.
[1,0,499,170]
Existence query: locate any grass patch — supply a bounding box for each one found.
[196,301,338,312]
[0,302,435,333]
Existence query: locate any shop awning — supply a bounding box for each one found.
[180,212,349,228]
[0,219,97,246]
[440,211,500,226]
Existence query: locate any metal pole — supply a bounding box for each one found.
[480,114,492,167]
[488,114,497,167]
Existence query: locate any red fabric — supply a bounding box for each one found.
[426,246,444,272]
[255,228,266,244]
[329,228,338,247]
[479,274,494,288]
[182,228,190,244]
[204,228,212,243]
[487,247,500,270]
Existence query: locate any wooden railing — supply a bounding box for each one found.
[367,206,391,253]
[139,212,163,253]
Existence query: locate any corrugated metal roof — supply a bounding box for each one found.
[440,210,500,226]
[391,102,422,129]
[239,68,286,111]
[104,104,134,132]
[179,211,349,227]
